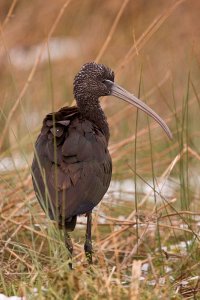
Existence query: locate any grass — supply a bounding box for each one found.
[1,0,200,299]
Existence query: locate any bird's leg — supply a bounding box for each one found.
[64,229,73,269]
[84,213,93,264]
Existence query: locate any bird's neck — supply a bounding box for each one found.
[77,95,110,142]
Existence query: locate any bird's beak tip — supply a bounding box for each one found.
[108,81,173,141]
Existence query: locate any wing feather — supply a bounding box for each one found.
[32,106,112,224]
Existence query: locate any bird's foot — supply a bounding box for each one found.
[68,261,74,270]
[65,233,73,254]
[84,239,93,264]
[64,232,73,269]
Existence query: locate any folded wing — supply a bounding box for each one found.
[32,106,112,225]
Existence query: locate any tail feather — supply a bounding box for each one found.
[64,215,77,231]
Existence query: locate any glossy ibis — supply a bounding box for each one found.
[32,62,172,265]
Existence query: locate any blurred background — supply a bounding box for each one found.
[0,0,200,154]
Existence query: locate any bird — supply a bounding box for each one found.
[32,62,172,266]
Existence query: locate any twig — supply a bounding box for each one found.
[4,247,33,271]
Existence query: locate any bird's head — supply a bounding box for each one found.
[73,62,115,98]
[73,62,172,140]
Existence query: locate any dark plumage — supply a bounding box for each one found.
[32,62,172,265]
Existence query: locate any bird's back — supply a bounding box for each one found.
[32,106,112,228]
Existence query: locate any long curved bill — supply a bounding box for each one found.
[106,80,172,140]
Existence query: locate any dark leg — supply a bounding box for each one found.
[64,230,73,269]
[84,213,93,264]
